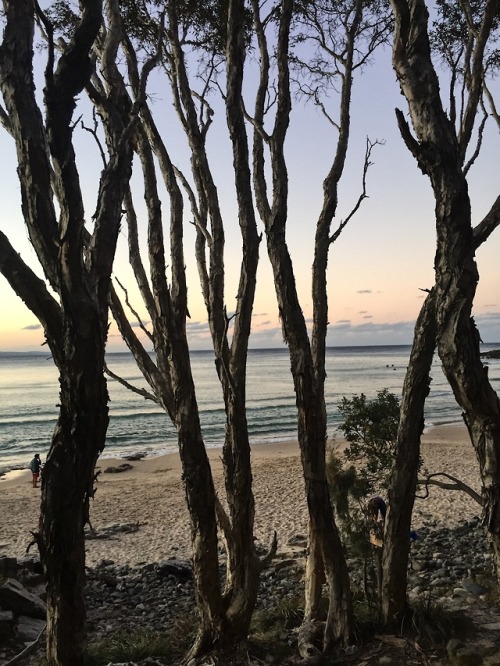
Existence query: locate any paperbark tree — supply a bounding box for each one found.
[382,0,500,623]
[100,0,274,658]
[250,0,389,652]
[106,0,387,656]
[0,2,138,663]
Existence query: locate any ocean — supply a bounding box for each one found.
[1,344,499,473]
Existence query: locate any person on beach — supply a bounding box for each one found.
[367,496,387,524]
[367,496,418,545]
[367,496,386,548]
[29,454,41,488]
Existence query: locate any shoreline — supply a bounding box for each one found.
[0,423,479,567]
[0,420,467,479]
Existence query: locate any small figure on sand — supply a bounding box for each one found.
[29,453,42,488]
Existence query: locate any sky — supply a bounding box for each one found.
[1,24,499,353]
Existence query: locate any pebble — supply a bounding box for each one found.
[1,517,499,665]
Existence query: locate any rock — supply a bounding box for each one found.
[17,555,43,574]
[156,559,192,582]
[0,609,14,639]
[274,559,297,572]
[482,622,500,631]
[17,615,46,641]
[287,534,308,546]
[0,578,46,619]
[86,523,141,540]
[0,556,17,580]
[461,577,487,596]
[452,650,484,666]
[103,463,133,474]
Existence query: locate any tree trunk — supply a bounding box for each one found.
[41,318,110,664]
[382,289,436,624]
[0,3,136,664]
[438,318,500,578]
[250,0,353,648]
[389,0,500,578]
[266,240,353,650]
[297,388,353,650]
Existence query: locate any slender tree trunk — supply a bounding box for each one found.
[250,0,353,647]
[296,378,353,649]
[221,400,261,628]
[382,289,436,624]
[265,243,353,650]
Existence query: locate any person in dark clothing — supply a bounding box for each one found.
[29,454,41,488]
[367,496,387,523]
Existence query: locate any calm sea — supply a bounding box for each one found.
[1,345,499,473]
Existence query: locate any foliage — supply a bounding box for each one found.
[251,593,304,634]
[85,626,191,665]
[430,0,500,76]
[326,390,400,604]
[45,0,253,54]
[337,388,400,493]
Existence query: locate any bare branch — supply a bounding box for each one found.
[0,230,63,356]
[458,0,498,160]
[463,102,488,176]
[122,187,156,324]
[329,138,382,244]
[81,108,107,168]
[104,362,159,403]
[259,531,278,571]
[473,195,500,249]
[483,81,500,129]
[115,276,154,343]
[416,471,482,505]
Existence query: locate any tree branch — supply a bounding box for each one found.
[329,138,381,244]
[473,195,500,249]
[416,471,482,505]
[104,362,159,403]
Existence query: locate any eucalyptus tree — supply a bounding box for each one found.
[382,0,500,624]
[0,1,140,663]
[249,0,390,652]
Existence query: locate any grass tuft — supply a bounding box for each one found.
[84,615,196,666]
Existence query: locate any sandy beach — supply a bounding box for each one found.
[0,425,481,567]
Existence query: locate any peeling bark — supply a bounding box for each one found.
[389,0,500,581]
[0,2,135,663]
[382,289,436,625]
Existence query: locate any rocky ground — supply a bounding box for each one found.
[2,518,500,665]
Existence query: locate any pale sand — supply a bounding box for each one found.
[0,425,481,567]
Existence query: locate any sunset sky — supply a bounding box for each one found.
[1,40,499,354]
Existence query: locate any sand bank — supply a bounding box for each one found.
[0,425,480,566]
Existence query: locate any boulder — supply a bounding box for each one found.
[17,615,46,642]
[103,463,133,474]
[0,609,14,639]
[0,556,17,580]
[0,578,46,619]
[156,559,192,582]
